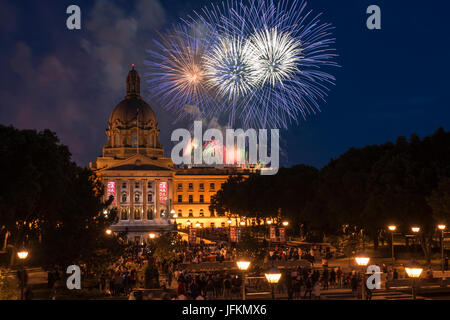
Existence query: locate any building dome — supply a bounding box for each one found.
[109,97,156,127]
[103,65,163,159]
[108,65,156,128]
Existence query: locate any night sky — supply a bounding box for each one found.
[1,0,449,168]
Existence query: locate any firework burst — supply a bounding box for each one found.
[145,0,338,129]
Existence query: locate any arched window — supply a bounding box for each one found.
[132,134,138,147]
[134,193,140,203]
[134,208,141,220]
[121,208,128,220]
[147,208,154,220]
[178,209,182,217]
[121,193,127,203]
[199,209,204,217]
[147,193,153,203]
[188,209,193,217]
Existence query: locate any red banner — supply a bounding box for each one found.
[270,226,277,242]
[189,228,197,246]
[279,228,286,243]
[159,181,168,205]
[230,226,237,242]
[107,181,116,205]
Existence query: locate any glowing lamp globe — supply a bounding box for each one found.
[267,220,272,225]
[236,259,251,271]
[265,267,282,284]
[105,229,112,235]
[227,220,232,224]
[282,221,289,227]
[388,225,396,231]
[411,227,420,233]
[405,267,423,279]
[17,250,29,260]
[355,254,370,266]
[149,233,156,239]
[438,225,446,230]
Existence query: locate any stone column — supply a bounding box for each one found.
[143,179,148,220]
[129,179,134,221]
[155,179,160,219]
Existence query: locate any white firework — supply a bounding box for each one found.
[249,27,302,87]
[203,35,259,101]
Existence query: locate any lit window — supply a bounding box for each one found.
[121,208,128,220]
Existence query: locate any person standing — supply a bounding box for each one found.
[312,281,321,300]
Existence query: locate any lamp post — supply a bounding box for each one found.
[227,219,232,248]
[17,249,29,300]
[265,266,282,300]
[405,264,423,300]
[236,258,251,300]
[388,225,397,266]
[105,229,112,236]
[438,224,446,286]
[411,227,420,258]
[355,253,370,300]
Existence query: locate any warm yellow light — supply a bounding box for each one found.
[236,260,251,271]
[170,209,175,214]
[282,221,289,227]
[149,233,156,239]
[267,220,272,225]
[438,225,446,230]
[355,256,370,266]
[227,219,232,224]
[388,225,397,231]
[186,221,191,226]
[196,222,201,228]
[411,227,420,233]
[105,229,112,235]
[405,267,423,278]
[173,214,178,218]
[265,268,282,284]
[17,250,29,260]
[240,221,246,226]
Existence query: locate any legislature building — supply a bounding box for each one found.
[90,66,251,242]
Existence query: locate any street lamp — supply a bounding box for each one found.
[149,233,156,239]
[411,227,420,233]
[282,221,289,227]
[17,249,29,300]
[267,220,272,225]
[105,229,112,236]
[236,258,251,300]
[411,227,421,257]
[240,221,246,226]
[355,253,370,300]
[388,225,397,265]
[265,266,282,300]
[186,220,191,228]
[405,263,423,300]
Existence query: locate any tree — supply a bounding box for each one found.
[0,125,123,271]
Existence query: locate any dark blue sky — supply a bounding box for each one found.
[0,0,449,168]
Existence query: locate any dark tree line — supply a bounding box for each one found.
[210,128,450,262]
[0,125,123,273]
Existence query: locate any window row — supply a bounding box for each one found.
[121,192,153,203]
[177,194,207,203]
[120,182,154,190]
[176,209,210,217]
[176,182,215,191]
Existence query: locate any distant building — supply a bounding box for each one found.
[90,66,253,242]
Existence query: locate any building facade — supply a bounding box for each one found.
[90,66,250,242]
